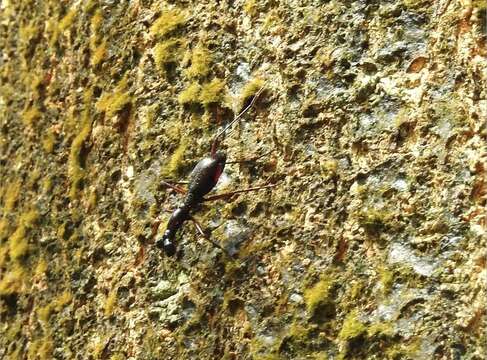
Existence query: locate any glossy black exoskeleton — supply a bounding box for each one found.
[155,151,227,256]
[155,86,272,256]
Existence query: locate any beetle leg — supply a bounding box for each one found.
[203,183,276,202]
[189,216,232,257]
[151,220,161,239]
[160,180,187,194]
[226,149,274,164]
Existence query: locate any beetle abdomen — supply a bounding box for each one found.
[187,156,223,197]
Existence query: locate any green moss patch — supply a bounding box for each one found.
[303,277,335,322]
[0,264,25,296]
[338,310,366,341]
[42,130,56,153]
[59,8,77,31]
[96,78,132,118]
[69,89,94,199]
[239,78,265,109]
[150,8,187,37]
[91,40,107,67]
[199,78,226,106]
[8,209,39,260]
[178,82,202,105]
[104,289,117,316]
[178,79,226,107]
[3,180,21,212]
[22,106,41,126]
[153,39,183,70]
[184,44,211,78]
[163,138,189,177]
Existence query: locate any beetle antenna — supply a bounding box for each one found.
[211,84,266,155]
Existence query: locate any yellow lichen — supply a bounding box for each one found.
[150,8,187,37]
[0,264,25,296]
[0,218,9,240]
[35,257,48,276]
[21,209,39,227]
[22,106,41,126]
[104,289,117,316]
[42,177,53,194]
[9,226,28,260]
[59,8,77,31]
[367,321,394,337]
[91,40,107,67]
[240,78,265,98]
[27,339,40,360]
[285,321,311,346]
[0,245,8,268]
[3,180,21,212]
[96,78,132,117]
[45,19,59,46]
[472,0,487,9]
[199,78,226,106]
[91,336,111,359]
[178,82,201,105]
[356,208,394,233]
[184,44,211,78]
[42,130,56,153]
[109,354,126,360]
[28,74,44,96]
[38,339,54,360]
[338,310,366,341]
[320,159,338,178]
[88,189,98,210]
[386,339,422,358]
[91,9,103,34]
[378,265,394,292]
[153,39,183,70]
[68,120,91,198]
[84,0,98,13]
[55,291,73,311]
[347,281,363,301]
[141,104,158,130]
[238,78,265,109]
[177,79,226,106]
[254,355,281,360]
[262,10,280,32]
[38,291,72,326]
[303,277,333,315]
[27,336,54,360]
[402,0,428,8]
[9,209,39,260]
[19,23,38,43]
[27,336,53,360]
[243,0,258,16]
[163,138,188,177]
[37,303,53,324]
[89,9,104,54]
[6,319,22,344]
[57,223,67,240]
[27,168,41,190]
[69,89,94,199]
[63,106,77,134]
[394,107,411,128]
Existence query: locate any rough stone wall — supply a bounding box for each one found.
[0,0,486,359]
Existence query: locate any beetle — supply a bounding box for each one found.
[155,86,273,256]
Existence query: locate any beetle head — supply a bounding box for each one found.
[214,150,227,166]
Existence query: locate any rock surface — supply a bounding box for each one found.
[0,1,485,359]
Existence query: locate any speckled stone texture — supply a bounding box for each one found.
[0,1,485,359]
